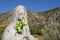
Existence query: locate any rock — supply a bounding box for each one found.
[2,5,35,40]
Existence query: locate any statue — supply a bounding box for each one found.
[2,5,35,40]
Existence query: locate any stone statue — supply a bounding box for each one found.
[2,5,35,40]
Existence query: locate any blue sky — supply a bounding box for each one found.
[0,0,60,13]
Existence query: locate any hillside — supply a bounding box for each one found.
[0,7,60,40]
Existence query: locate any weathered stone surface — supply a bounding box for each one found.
[2,5,35,40]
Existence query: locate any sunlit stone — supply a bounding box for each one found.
[2,5,35,40]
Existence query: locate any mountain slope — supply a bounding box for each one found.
[0,7,60,40]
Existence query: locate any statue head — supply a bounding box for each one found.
[12,5,27,21]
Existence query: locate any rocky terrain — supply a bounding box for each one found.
[0,7,60,40]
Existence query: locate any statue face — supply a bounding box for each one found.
[15,5,27,21]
